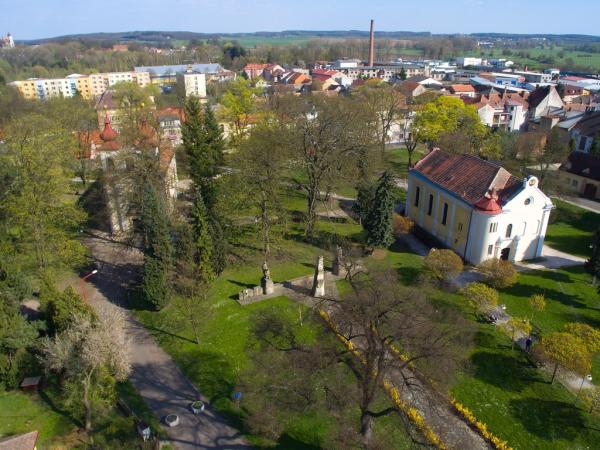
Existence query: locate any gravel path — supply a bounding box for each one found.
[81,231,251,450]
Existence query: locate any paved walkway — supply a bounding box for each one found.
[81,231,250,450]
[555,195,600,214]
[515,245,585,271]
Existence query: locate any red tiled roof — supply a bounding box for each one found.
[449,84,475,93]
[0,431,38,450]
[413,148,522,206]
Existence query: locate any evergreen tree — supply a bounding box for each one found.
[364,172,396,248]
[353,181,376,225]
[585,227,600,285]
[399,67,407,81]
[182,96,207,189]
[141,181,173,309]
[191,189,215,283]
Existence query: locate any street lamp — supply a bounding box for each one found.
[79,269,98,303]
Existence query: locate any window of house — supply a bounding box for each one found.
[458,222,463,232]
[427,194,433,215]
[415,186,420,207]
[579,137,588,151]
[441,203,448,225]
[506,224,513,238]
[488,245,494,255]
[489,222,498,233]
[572,179,578,187]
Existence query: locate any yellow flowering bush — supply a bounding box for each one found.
[451,400,513,450]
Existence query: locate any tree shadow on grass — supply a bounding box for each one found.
[176,349,237,405]
[470,351,542,392]
[509,398,587,441]
[272,434,321,450]
[501,283,589,310]
[38,389,82,428]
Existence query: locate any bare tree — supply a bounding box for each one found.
[242,268,473,448]
[280,96,374,237]
[330,269,473,446]
[40,307,131,432]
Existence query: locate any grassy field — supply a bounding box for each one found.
[0,390,74,447]
[465,46,600,71]
[0,388,147,449]
[546,198,600,258]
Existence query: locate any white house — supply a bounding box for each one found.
[405,149,554,264]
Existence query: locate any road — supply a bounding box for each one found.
[82,231,250,450]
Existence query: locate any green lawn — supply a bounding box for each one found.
[377,244,600,450]
[452,328,600,450]
[546,199,600,258]
[0,390,74,447]
[0,388,152,449]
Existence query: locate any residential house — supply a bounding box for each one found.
[406,149,553,264]
[243,63,270,79]
[0,430,38,450]
[262,64,285,82]
[399,80,427,98]
[405,75,442,87]
[528,85,564,121]
[559,151,600,199]
[155,107,184,146]
[464,91,529,132]
[448,84,476,97]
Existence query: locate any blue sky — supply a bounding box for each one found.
[1,0,598,40]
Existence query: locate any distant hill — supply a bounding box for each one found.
[21,30,432,45]
[18,30,600,46]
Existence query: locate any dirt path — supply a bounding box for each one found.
[81,231,251,450]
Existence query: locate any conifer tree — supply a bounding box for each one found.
[353,181,376,225]
[364,171,396,248]
[585,227,600,285]
[191,189,215,283]
[141,181,173,309]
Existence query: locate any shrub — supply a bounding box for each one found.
[563,322,600,353]
[462,282,498,317]
[478,258,517,288]
[392,214,414,237]
[423,248,463,282]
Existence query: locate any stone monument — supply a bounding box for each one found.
[332,245,346,277]
[261,261,275,295]
[311,256,325,297]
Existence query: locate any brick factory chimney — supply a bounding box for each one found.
[368,19,375,67]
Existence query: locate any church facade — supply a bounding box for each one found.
[405,149,553,265]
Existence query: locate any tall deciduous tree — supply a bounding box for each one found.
[281,96,372,237]
[359,81,407,155]
[0,113,86,273]
[41,308,130,432]
[534,127,570,185]
[412,96,490,157]
[221,78,258,145]
[235,117,285,258]
[364,171,396,248]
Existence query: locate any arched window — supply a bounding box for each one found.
[506,224,513,238]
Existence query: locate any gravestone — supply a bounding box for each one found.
[261,261,275,295]
[311,256,325,297]
[253,286,263,296]
[332,245,346,277]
